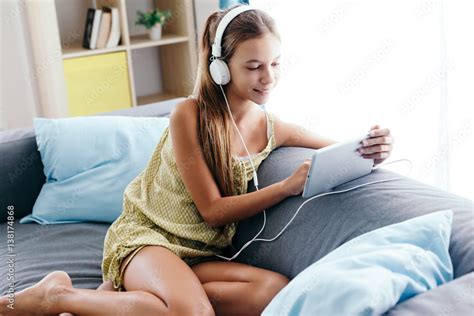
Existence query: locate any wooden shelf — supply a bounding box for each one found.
[33,0,199,116]
[129,33,189,50]
[62,34,190,59]
[62,42,127,59]
[137,92,182,105]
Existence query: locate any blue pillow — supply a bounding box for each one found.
[20,116,169,224]
[262,210,454,316]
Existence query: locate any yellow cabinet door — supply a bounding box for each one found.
[63,51,132,116]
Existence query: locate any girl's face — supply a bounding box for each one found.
[227,33,281,105]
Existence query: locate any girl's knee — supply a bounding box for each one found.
[253,273,289,311]
[258,272,289,294]
[271,273,290,291]
[121,245,215,315]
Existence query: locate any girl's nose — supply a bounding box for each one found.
[260,67,276,85]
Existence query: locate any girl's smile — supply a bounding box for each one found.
[253,88,270,96]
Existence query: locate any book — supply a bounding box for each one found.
[105,7,121,48]
[96,11,112,49]
[82,8,95,49]
[89,9,103,49]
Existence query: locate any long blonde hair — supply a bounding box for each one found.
[192,5,280,197]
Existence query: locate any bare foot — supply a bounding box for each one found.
[0,271,73,315]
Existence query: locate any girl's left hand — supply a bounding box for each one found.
[358,124,394,166]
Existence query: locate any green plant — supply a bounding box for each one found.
[135,8,172,29]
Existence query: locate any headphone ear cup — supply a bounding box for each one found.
[209,59,231,85]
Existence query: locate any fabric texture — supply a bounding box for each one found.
[233,146,474,280]
[262,210,454,316]
[20,116,170,224]
[0,221,109,293]
[2,218,472,315]
[385,271,474,315]
[0,98,186,224]
[101,109,276,291]
[1,144,472,314]
[0,127,44,223]
[97,97,186,118]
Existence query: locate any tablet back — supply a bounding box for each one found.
[302,134,374,198]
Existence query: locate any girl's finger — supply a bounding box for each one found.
[369,127,390,137]
[362,151,390,160]
[362,136,394,147]
[359,144,391,155]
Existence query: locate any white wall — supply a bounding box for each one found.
[251,0,473,199]
[194,0,219,44]
[0,0,41,131]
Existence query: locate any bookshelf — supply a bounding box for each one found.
[29,0,198,116]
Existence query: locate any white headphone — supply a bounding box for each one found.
[209,5,257,85]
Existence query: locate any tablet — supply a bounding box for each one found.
[302,133,374,198]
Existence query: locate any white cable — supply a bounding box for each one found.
[216,84,266,260]
[218,84,260,185]
[214,84,413,261]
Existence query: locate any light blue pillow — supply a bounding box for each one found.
[20,116,169,224]
[262,210,454,316]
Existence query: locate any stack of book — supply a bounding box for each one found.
[82,6,121,49]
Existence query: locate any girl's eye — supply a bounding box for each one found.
[247,63,279,71]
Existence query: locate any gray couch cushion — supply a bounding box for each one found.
[0,221,109,293]
[98,97,185,118]
[233,147,474,279]
[385,272,474,315]
[0,128,45,222]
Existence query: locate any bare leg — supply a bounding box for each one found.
[192,261,290,316]
[0,271,167,316]
[202,279,288,316]
[96,280,115,292]
[56,280,117,316]
[1,245,215,316]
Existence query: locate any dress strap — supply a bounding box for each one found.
[264,110,276,150]
[265,110,271,139]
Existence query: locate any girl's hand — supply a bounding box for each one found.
[358,124,394,166]
[282,159,311,196]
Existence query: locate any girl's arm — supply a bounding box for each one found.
[273,115,339,149]
[170,100,306,228]
[206,182,289,228]
[273,116,394,166]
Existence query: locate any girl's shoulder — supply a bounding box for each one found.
[170,97,199,123]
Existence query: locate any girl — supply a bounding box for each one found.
[1,5,393,316]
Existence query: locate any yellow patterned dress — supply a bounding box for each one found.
[102,108,276,291]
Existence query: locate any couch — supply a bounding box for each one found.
[1,98,473,315]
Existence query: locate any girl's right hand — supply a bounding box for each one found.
[282,159,311,196]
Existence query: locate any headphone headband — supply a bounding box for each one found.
[211,5,256,58]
